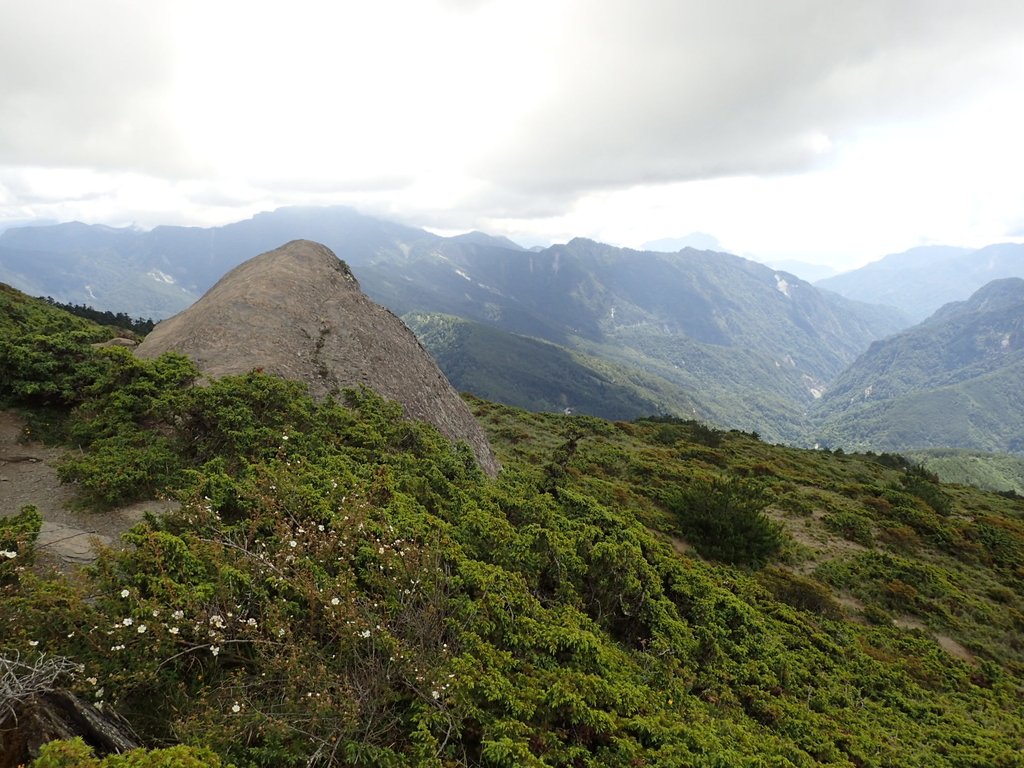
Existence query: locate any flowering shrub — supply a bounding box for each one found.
[3,295,1023,766]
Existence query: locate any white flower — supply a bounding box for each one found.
[86,677,98,686]
[231,702,241,713]
[288,540,297,548]
[282,434,289,441]
[246,617,257,627]
[330,597,340,606]
[1,550,17,559]
[278,628,286,637]
[28,640,39,647]
[122,618,133,626]
[120,589,130,598]
[172,609,184,620]
[169,627,179,635]
[210,645,220,656]
[137,625,147,634]
[431,690,440,700]
[359,629,371,638]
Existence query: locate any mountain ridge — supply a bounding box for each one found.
[0,206,914,441]
[817,243,1024,321]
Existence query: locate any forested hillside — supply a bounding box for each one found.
[2,285,1022,767]
[814,278,1024,454]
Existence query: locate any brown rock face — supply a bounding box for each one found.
[136,240,499,475]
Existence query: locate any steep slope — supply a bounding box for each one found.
[405,312,705,421]
[817,243,1024,322]
[383,238,906,441]
[135,240,498,474]
[813,278,1024,453]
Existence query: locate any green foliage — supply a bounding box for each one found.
[41,296,155,334]
[0,505,42,582]
[823,509,874,547]
[664,478,784,567]
[0,285,114,412]
[4,292,1024,767]
[757,567,842,618]
[31,738,231,767]
[905,448,1024,494]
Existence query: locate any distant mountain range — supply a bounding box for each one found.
[6,205,1023,455]
[0,206,911,443]
[813,278,1024,454]
[816,243,1024,322]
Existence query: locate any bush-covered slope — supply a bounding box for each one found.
[904,448,1024,495]
[404,312,705,422]
[2,290,1022,767]
[814,278,1024,454]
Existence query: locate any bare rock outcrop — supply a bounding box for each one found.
[135,240,498,475]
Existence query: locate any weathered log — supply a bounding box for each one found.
[0,690,139,768]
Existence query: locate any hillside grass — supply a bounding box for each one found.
[2,285,1022,767]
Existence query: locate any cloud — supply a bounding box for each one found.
[0,2,199,176]
[1,0,1023,254]
[473,1,1024,195]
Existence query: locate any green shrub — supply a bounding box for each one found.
[758,566,842,618]
[0,505,42,582]
[664,478,784,567]
[31,738,231,767]
[823,510,874,547]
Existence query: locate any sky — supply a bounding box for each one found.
[2,1,1024,270]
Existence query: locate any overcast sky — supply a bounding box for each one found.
[2,0,1023,269]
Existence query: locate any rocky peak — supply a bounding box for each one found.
[136,240,499,475]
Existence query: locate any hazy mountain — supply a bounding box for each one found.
[766,259,837,283]
[0,217,57,234]
[641,232,722,251]
[0,206,908,440]
[813,278,1024,454]
[448,231,525,250]
[816,243,1024,322]
[0,207,437,318]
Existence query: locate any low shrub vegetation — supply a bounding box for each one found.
[2,287,1023,766]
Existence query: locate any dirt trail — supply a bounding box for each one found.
[0,410,176,569]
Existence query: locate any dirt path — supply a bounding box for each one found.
[0,410,176,569]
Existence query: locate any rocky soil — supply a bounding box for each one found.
[0,410,176,570]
